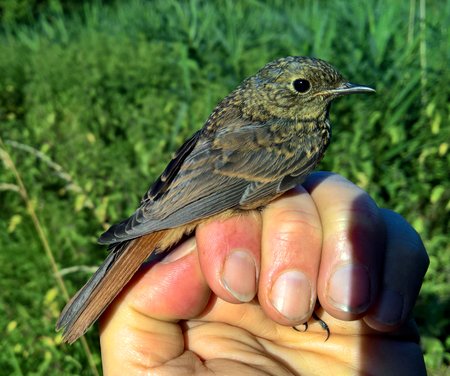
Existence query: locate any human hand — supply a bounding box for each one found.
[100,172,428,375]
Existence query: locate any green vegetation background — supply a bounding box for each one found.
[0,0,448,374]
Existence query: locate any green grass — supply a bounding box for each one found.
[0,0,449,374]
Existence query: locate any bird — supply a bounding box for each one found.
[56,56,375,343]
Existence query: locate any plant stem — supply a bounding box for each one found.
[419,0,427,105]
[0,137,100,376]
[407,0,416,45]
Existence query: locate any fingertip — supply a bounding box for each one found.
[305,173,386,320]
[326,263,372,316]
[221,249,258,302]
[196,212,262,304]
[364,209,428,331]
[363,289,405,332]
[379,209,429,273]
[269,269,313,323]
[259,187,322,325]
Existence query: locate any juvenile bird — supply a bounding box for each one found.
[57,56,375,343]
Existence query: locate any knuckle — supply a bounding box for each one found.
[339,193,381,228]
[271,207,322,241]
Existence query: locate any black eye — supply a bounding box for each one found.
[292,79,311,93]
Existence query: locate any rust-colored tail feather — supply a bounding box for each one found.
[56,231,166,344]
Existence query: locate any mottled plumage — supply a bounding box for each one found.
[57,56,374,343]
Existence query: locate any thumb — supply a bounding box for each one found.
[100,237,210,373]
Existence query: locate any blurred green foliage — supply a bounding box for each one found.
[0,0,449,374]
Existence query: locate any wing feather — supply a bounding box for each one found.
[99,119,325,245]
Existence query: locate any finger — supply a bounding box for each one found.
[258,186,322,326]
[303,172,386,320]
[195,212,262,303]
[100,237,210,373]
[364,209,429,331]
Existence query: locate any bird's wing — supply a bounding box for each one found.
[142,130,202,202]
[212,120,323,181]
[99,119,324,244]
[211,120,325,204]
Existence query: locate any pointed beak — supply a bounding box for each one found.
[327,82,376,96]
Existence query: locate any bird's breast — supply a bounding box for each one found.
[264,118,330,158]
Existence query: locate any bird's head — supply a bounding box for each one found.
[239,56,375,121]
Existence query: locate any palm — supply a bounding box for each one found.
[106,295,422,375]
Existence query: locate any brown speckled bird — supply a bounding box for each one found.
[56,56,375,343]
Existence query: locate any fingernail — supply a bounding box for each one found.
[327,264,371,314]
[373,289,404,326]
[270,270,312,321]
[221,249,257,302]
[160,237,196,263]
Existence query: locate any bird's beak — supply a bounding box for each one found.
[327,82,376,96]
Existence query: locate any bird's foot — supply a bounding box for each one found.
[293,311,330,341]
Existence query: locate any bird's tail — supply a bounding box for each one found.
[56,231,167,344]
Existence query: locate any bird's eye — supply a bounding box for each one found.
[292,79,311,93]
